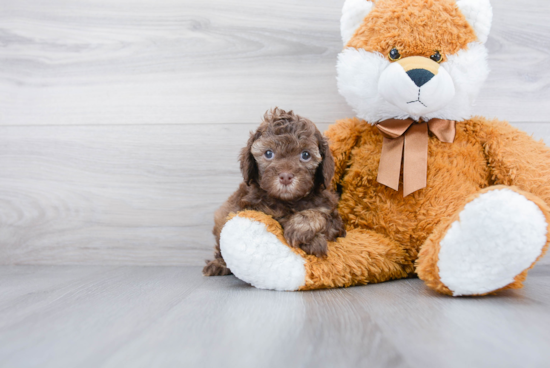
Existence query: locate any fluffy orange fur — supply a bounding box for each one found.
[329,117,491,265]
[327,117,550,291]
[348,0,478,61]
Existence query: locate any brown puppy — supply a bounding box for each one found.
[203,108,346,276]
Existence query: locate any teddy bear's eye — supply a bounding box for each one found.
[264,150,274,160]
[300,151,311,162]
[388,48,401,61]
[430,51,442,63]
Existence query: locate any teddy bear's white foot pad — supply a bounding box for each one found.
[438,189,548,296]
[220,216,306,291]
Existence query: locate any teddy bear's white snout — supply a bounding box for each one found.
[378,58,456,117]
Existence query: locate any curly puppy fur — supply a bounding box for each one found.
[203,108,346,276]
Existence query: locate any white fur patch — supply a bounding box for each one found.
[336,42,489,123]
[341,0,374,45]
[379,62,456,117]
[456,0,493,44]
[424,42,489,122]
[438,189,548,296]
[337,48,407,123]
[220,216,306,291]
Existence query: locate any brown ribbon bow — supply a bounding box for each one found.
[376,118,456,197]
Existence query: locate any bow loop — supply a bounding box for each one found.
[376,119,415,139]
[376,118,456,197]
[428,118,456,143]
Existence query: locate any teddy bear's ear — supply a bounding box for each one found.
[340,0,374,46]
[456,0,493,44]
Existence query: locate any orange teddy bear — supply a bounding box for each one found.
[219,0,550,296]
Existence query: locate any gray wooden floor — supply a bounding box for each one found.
[1,265,549,368]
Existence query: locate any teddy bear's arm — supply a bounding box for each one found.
[325,117,365,189]
[480,118,550,205]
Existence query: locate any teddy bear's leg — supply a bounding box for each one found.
[220,210,412,291]
[416,186,550,296]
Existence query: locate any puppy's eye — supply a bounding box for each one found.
[264,150,274,160]
[300,151,311,162]
[430,51,442,63]
[388,48,401,61]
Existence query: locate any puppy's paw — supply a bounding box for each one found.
[300,234,328,258]
[283,223,317,249]
[203,259,232,276]
[283,210,326,248]
[285,224,328,258]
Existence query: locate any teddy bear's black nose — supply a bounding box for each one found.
[407,68,435,87]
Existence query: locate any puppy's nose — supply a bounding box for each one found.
[407,69,435,87]
[279,173,294,186]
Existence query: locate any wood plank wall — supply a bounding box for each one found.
[1,0,549,265]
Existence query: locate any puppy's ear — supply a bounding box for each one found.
[240,130,261,185]
[315,131,335,190]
